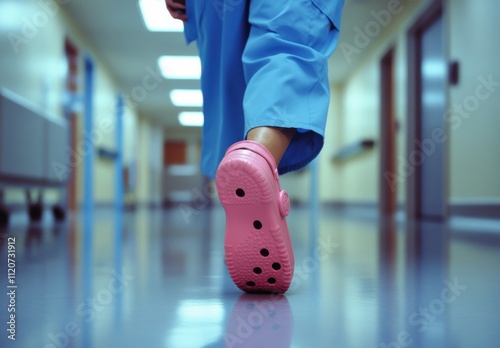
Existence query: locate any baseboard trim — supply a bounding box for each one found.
[323,201,500,220]
[91,202,162,210]
[323,201,379,210]
[449,202,500,220]
[1,203,26,212]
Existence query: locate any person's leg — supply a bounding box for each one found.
[215,1,342,293]
[184,0,341,178]
[183,0,250,179]
[243,0,341,175]
[185,0,294,293]
[246,127,296,166]
[186,0,343,293]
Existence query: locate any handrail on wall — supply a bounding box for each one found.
[331,139,376,162]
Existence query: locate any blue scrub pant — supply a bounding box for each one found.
[184,0,344,179]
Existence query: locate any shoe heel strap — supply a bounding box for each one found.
[225,140,279,180]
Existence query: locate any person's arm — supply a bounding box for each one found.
[165,0,187,22]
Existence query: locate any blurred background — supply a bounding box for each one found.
[0,0,499,347]
[1,0,499,217]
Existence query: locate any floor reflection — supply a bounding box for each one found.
[224,294,293,348]
[82,207,94,348]
[25,222,43,249]
[1,206,499,347]
[377,217,398,348]
[405,220,450,348]
[113,208,125,328]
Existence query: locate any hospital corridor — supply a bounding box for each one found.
[0,0,499,347]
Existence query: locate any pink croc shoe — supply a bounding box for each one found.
[215,140,294,293]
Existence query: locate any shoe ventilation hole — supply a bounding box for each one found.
[246,281,255,287]
[267,277,276,284]
[236,188,245,197]
[253,220,262,229]
[253,267,262,274]
[272,262,281,270]
[260,249,269,257]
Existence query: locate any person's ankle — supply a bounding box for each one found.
[246,127,295,166]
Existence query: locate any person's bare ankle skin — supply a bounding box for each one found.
[247,127,296,166]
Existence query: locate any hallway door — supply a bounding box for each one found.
[407,1,448,220]
[418,14,447,219]
[380,48,397,217]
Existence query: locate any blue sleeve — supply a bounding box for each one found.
[311,0,345,29]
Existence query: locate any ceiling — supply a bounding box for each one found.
[63,0,392,129]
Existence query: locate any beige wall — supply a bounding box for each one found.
[337,61,381,203]
[136,116,163,205]
[319,0,429,205]
[0,1,158,208]
[0,0,66,117]
[318,85,344,202]
[280,168,311,204]
[318,0,500,206]
[3,0,497,210]
[447,0,500,202]
[0,0,67,205]
[91,64,118,204]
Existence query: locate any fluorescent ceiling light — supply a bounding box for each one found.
[158,56,201,79]
[178,112,204,127]
[138,0,183,32]
[0,3,29,30]
[170,89,203,107]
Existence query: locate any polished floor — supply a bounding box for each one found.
[1,204,499,348]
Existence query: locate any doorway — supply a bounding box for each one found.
[380,47,397,217]
[64,38,79,212]
[407,1,448,220]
